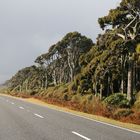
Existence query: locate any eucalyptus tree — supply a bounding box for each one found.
[98,0,140,101]
[35,32,93,86]
[7,66,41,91]
[72,29,126,99]
[55,32,93,82]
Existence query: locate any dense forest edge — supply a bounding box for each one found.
[3,0,140,125]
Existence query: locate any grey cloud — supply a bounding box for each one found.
[0,0,121,83]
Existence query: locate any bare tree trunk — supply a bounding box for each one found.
[67,49,75,82]
[53,70,57,86]
[100,84,103,99]
[59,71,62,84]
[133,62,136,92]
[44,74,48,89]
[110,81,114,94]
[120,55,126,94]
[68,58,73,81]
[92,77,98,95]
[94,83,98,95]
[107,76,110,96]
[121,79,124,94]
[41,79,44,89]
[19,85,22,92]
[25,80,28,92]
[127,59,134,101]
[69,66,73,81]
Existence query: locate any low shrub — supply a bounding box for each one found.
[29,90,37,96]
[91,97,112,117]
[120,112,140,125]
[87,94,93,101]
[104,93,130,108]
[71,94,81,103]
[114,109,133,119]
[133,101,140,112]
[63,93,69,101]
[68,83,77,94]
[136,92,140,100]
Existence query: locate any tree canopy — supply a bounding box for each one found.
[7,0,140,104]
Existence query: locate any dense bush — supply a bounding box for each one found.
[104,93,130,108]
[71,94,81,102]
[114,109,134,119]
[29,90,38,96]
[133,92,140,111]
[63,93,69,101]
[134,101,140,112]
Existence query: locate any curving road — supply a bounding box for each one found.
[0,94,140,140]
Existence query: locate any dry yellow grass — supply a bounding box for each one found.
[1,93,140,132]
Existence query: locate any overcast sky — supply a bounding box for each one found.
[0,0,121,83]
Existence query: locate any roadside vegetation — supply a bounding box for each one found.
[4,0,140,125]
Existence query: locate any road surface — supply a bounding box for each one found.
[0,94,139,140]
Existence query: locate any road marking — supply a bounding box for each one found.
[45,107,140,135]
[2,95,140,134]
[19,106,24,110]
[11,102,15,105]
[72,131,91,140]
[34,113,44,119]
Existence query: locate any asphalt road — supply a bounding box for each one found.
[0,94,140,140]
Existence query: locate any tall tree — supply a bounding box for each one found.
[98,0,140,102]
[35,32,93,85]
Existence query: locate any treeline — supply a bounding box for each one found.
[8,32,93,91]
[7,0,140,104]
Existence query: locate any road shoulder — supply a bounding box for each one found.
[0,93,140,133]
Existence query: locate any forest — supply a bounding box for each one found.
[6,0,140,124]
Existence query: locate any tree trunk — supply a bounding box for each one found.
[44,74,48,89]
[133,62,137,92]
[25,80,28,92]
[107,76,110,96]
[19,85,22,92]
[53,70,57,85]
[127,59,134,101]
[94,83,98,95]
[41,79,44,89]
[100,84,103,99]
[121,79,124,94]
[67,49,74,82]
[120,55,126,94]
[110,81,114,94]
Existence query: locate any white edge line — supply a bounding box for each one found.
[34,113,44,119]
[19,106,24,109]
[56,109,140,135]
[72,131,91,140]
[2,95,140,134]
[38,106,140,135]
